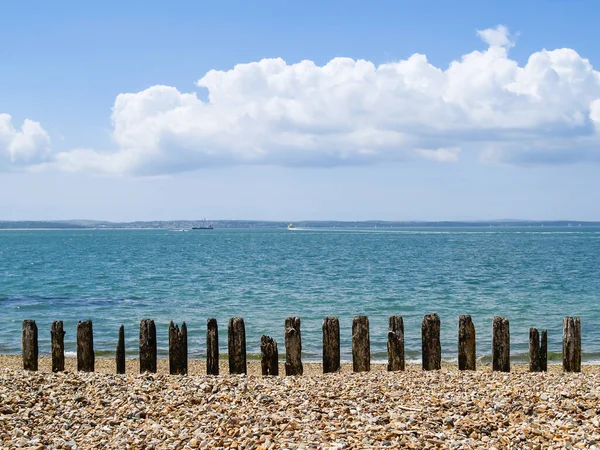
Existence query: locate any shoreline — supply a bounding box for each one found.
[1,355,599,376]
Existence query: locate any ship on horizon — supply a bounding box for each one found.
[192,219,214,230]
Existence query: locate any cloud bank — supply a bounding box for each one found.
[11,25,600,174]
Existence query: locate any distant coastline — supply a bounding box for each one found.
[0,219,599,230]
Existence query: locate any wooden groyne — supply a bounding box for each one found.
[19,315,583,375]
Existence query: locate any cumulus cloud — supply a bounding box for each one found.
[45,25,600,174]
[0,114,51,170]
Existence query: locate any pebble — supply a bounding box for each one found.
[0,358,598,448]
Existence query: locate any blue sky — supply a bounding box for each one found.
[1,0,600,221]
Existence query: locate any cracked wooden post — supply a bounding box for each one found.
[322,317,340,373]
[51,320,65,373]
[492,316,510,372]
[284,317,303,376]
[77,320,94,372]
[563,317,581,373]
[458,315,476,371]
[169,321,188,375]
[422,314,441,370]
[261,335,279,376]
[139,319,157,374]
[529,328,547,372]
[387,315,404,371]
[22,320,38,371]
[228,317,247,374]
[206,318,219,375]
[116,325,125,375]
[352,316,370,372]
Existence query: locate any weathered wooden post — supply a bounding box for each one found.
[352,316,370,372]
[529,328,547,372]
[116,325,125,375]
[458,315,476,371]
[228,317,247,374]
[261,335,279,376]
[169,321,188,375]
[207,318,219,375]
[51,321,65,372]
[563,317,581,373]
[422,314,441,370]
[284,317,303,376]
[77,320,94,372]
[322,317,340,373]
[492,316,510,372]
[387,315,404,371]
[540,329,547,372]
[139,319,157,374]
[22,320,38,371]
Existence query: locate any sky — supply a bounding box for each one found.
[1,0,600,221]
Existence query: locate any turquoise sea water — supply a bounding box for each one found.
[1,227,599,363]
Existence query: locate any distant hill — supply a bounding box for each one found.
[0,219,599,229]
[0,221,87,229]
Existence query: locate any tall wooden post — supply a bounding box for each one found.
[260,335,279,376]
[169,321,188,375]
[492,316,510,372]
[322,317,340,373]
[77,320,94,372]
[563,317,581,373]
[387,315,404,371]
[116,325,126,374]
[22,320,38,371]
[540,329,548,372]
[352,316,370,372]
[228,317,247,374]
[458,315,476,371]
[51,321,65,373]
[422,314,441,370]
[206,318,219,375]
[284,317,303,376]
[529,328,547,372]
[139,319,157,374]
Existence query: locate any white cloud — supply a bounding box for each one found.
[44,25,600,174]
[477,25,513,49]
[0,114,51,170]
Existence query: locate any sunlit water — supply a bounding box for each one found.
[1,227,599,363]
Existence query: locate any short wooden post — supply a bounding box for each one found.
[206,318,219,375]
[529,328,547,372]
[22,320,38,371]
[322,317,340,373]
[139,319,157,374]
[387,315,404,371]
[352,316,370,372]
[260,335,279,376]
[116,325,125,374]
[422,314,441,370]
[228,317,247,374]
[284,317,303,376]
[458,315,476,371]
[563,317,581,373]
[51,321,65,372]
[169,321,188,375]
[492,316,510,372]
[77,320,94,372]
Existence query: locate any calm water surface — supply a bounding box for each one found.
[1,227,599,362]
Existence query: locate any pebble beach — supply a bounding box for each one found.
[1,357,599,449]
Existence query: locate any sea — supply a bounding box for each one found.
[1,227,599,364]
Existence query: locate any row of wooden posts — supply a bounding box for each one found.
[20,314,583,375]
